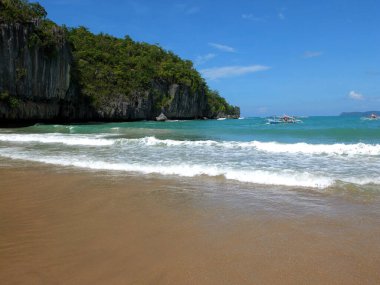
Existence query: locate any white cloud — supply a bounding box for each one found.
[303,51,323,58]
[194,53,216,66]
[348,91,364,100]
[200,65,271,80]
[242,14,264,22]
[278,12,285,20]
[209,43,236,53]
[278,8,286,20]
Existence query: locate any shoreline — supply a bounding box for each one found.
[0,116,234,128]
[1,164,380,284]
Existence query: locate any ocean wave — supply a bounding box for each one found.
[0,152,331,188]
[245,141,380,156]
[121,137,380,156]
[2,147,380,188]
[1,133,380,156]
[0,133,113,146]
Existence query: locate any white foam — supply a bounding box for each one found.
[0,133,113,146]
[225,170,333,188]
[129,136,218,147]
[246,141,380,156]
[3,133,379,156]
[1,134,379,188]
[120,137,380,156]
[0,150,334,188]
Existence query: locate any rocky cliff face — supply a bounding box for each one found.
[0,22,234,123]
[89,81,207,121]
[164,83,206,119]
[0,23,72,100]
[0,22,85,122]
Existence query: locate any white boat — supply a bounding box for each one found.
[362,113,379,120]
[369,113,378,120]
[267,115,302,124]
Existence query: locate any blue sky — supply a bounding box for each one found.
[39,0,380,116]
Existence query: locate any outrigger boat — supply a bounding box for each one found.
[267,115,302,124]
[361,113,379,121]
[369,113,378,120]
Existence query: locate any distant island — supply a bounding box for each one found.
[340,111,379,117]
[0,0,239,124]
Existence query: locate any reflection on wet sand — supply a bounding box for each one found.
[1,166,380,284]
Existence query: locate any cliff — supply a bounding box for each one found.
[88,81,208,121]
[0,6,239,124]
[0,22,85,122]
[65,26,214,122]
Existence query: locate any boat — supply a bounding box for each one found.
[267,115,302,124]
[361,113,379,121]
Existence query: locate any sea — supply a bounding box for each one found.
[0,116,380,191]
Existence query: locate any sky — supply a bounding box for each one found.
[38,0,380,116]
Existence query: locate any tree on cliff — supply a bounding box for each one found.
[0,0,64,57]
[206,89,240,118]
[1,0,240,120]
[66,27,239,117]
[0,0,47,23]
[66,27,209,109]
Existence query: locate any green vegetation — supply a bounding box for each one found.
[66,27,210,108]
[16,67,27,81]
[0,0,46,23]
[1,0,239,117]
[1,0,64,56]
[8,96,20,109]
[27,19,65,56]
[67,28,239,115]
[206,89,240,117]
[0,90,20,109]
[0,90,10,101]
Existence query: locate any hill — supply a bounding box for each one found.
[340,111,379,117]
[0,0,239,123]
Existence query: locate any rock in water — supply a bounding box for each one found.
[156,113,167,121]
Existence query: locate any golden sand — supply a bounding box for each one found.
[1,166,380,284]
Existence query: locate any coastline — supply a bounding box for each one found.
[1,163,380,284]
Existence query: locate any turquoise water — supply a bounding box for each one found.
[1,116,380,189]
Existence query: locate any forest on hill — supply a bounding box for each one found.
[0,0,239,120]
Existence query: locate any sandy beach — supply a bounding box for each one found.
[1,164,380,284]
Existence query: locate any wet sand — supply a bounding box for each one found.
[1,165,380,284]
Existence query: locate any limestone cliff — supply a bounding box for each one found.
[86,81,207,121]
[0,22,86,122]
[0,22,238,123]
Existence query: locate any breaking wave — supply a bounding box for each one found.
[124,137,380,156]
[1,133,380,156]
[0,133,113,146]
[0,150,334,188]
[1,133,380,189]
